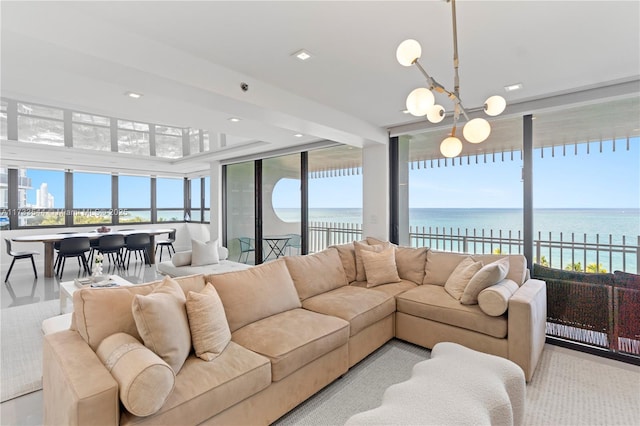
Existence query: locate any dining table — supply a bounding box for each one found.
[263,235,292,260]
[12,228,174,277]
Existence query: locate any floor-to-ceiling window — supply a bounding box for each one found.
[225,161,255,263]
[397,116,524,254]
[118,175,151,223]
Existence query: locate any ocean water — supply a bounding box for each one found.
[277,207,640,272]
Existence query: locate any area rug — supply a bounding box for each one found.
[276,340,640,425]
[1,300,59,402]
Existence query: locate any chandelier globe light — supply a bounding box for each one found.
[396,0,506,158]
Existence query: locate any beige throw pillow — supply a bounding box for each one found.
[477,279,519,316]
[191,239,219,266]
[132,276,191,373]
[96,333,175,417]
[461,257,510,305]
[172,251,192,267]
[354,240,390,282]
[360,246,401,287]
[186,283,231,361]
[444,257,483,300]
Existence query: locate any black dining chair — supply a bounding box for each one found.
[4,239,39,282]
[96,234,126,268]
[123,233,151,268]
[155,229,176,261]
[55,237,91,277]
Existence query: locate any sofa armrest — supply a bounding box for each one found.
[507,278,547,382]
[43,330,119,426]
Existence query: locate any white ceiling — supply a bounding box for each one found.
[1,0,639,174]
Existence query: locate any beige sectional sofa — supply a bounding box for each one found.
[43,239,547,426]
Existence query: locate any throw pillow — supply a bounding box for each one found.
[96,333,175,417]
[477,279,519,316]
[360,246,401,287]
[354,240,390,282]
[191,239,219,266]
[444,257,483,300]
[132,276,191,373]
[218,246,229,261]
[186,283,231,361]
[461,257,510,305]
[171,251,192,267]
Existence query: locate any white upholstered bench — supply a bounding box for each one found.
[345,342,526,426]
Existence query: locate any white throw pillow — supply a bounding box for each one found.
[191,240,219,266]
[444,257,483,300]
[461,257,510,305]
[218,246,229,260]
[171,251,192,267]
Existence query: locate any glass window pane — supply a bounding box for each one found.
[308,145,363,251]
[119,175,150,208]
[157,209,184,222]
[189,129,200,154]
[118,130,150,155]
[191,178,201,209]
[20,168,65,226]
[203,131,210,151]
[156,125,182,136]
[1,100,7,140]
[156,134,182,158]
[73,124,111,151]
[156,177,183,208]
[119,210,151,223]
[204,177,210,208]
[17,103,63,119]
[118,120,149,132]
[18,116,64,146]
[73,172,111,208]
[72,112,109,126]
[225,162,255,264]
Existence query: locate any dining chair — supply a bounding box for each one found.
[123,233,151,268]
[4,239,39,282]
[55,237,91,277]
[96,234,126,268]
[155,229,176,262]
[238,237,255,264]
[285,233,302,256]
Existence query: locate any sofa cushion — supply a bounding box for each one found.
[461,257,510,305]
[331,243,357,283]
[186,283,231,361]
[172,251,192,267]
[72,274,206,350]
[302,286,396,336]
[354,240,391,282]
[351,279,418,298]
[120,342,271,426]
[191,240,219,266]
[132,276,192,373]
[231,308,349,381]
[285,247,348,301]
[395,246,427,285]
[210,259,301,332]
[423,250,472,286]
[444,257,483,300]
[478,279,519,316]
[360,246,401,287]
[96,333,174,417]
[473,254,527,286]
[396,285,507,338]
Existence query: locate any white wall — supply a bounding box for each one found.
[362,142,389,240]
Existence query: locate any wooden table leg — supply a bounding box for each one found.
[44,242,55,278]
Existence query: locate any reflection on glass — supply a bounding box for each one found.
[73,124,111,151]
[225,162,255,264]
[18,116,64,146]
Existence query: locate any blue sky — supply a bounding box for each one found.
[24,138,639,210]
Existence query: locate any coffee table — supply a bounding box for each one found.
[59,275,132,314]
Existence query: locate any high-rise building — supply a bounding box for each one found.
[36,182,54,208]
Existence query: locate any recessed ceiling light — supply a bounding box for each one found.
[292,49,312,61]
[504,83,523,92]
[228,117,241,122]
[125,91,143,99]
[294,133,303,138]
[401,109,410,114]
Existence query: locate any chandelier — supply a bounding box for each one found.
[396,0,506,158]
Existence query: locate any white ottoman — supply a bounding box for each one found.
[345,342,525,426]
